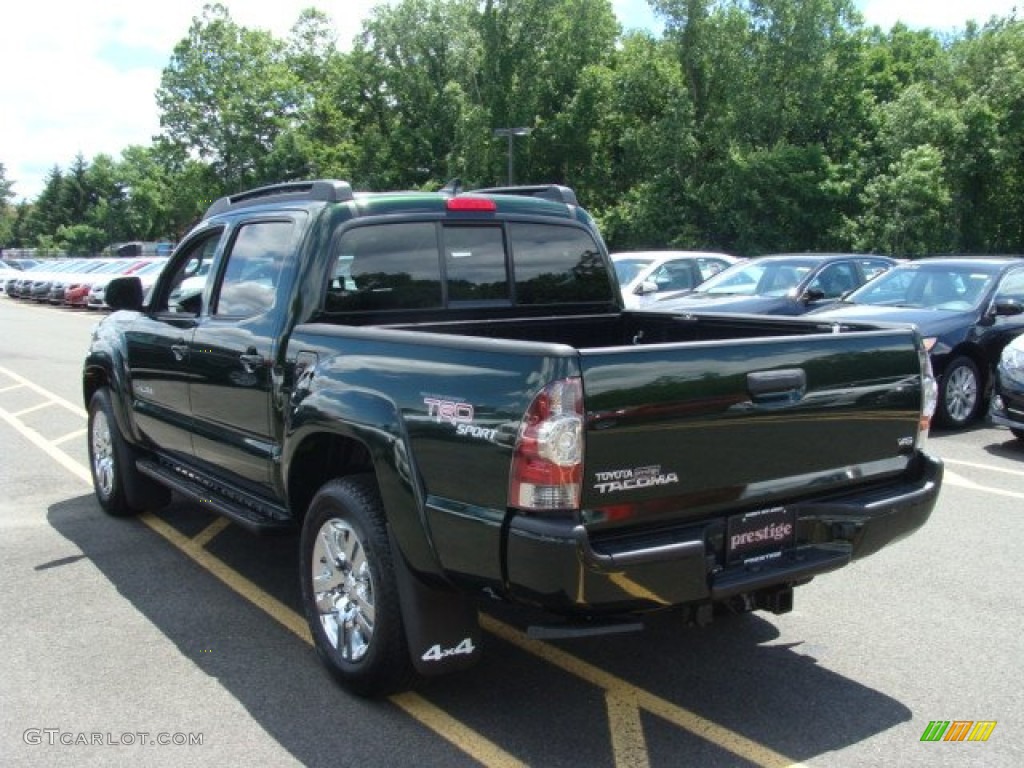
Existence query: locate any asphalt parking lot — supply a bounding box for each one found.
[1,298,1021,767]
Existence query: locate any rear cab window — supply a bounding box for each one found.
[324,220,612,314]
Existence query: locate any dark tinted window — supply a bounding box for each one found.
[444,226,508,302]
[510,223,611,304]
[327,223,441,312]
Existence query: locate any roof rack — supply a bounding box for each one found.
[203,179,354,219]
[470,184,578,206]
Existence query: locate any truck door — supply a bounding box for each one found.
[187,218,298,493]
[124,228,224,460]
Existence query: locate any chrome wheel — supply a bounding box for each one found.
[91,408,116,499]
[943,361,979,426]
[312,518,375,662]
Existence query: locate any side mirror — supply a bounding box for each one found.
[993,299,1024,317]
[105,276,143,311]
[635,280,659,296]
[802,288,826,303]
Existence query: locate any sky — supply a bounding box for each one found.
[2,1,1020,202]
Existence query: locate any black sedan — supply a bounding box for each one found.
[811,257,1024,429]
[990,333,1024,441]
[650,253,895,316]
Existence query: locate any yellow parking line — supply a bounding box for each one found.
[606,690,650,768]
[138,512,527,767]
[391,693,529,768]
[192,517,231,547]
[482,615,804,768]
[0,365,86,417]
[139,512,313,643]
[53,428,88,446]
[0,406,92,485]
[13,400,57,417]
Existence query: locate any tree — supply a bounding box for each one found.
[0,162,15,245]
[347,0,482,188]
[851,145,953,255]
[55,223,107,256]
[156,3,301,192]
[23,166,69,247]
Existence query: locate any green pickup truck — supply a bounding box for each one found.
[83,180,943,696]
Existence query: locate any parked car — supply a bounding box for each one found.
[5,260,68,298]
[651,253,896,316]
[45,259,117,304]
[611,250,738,309]
[811,256,1024,429]
[63,258,157,308]
[0,261,18,293]
[87,258,168,309]
[1,257,40,271]
[990,333,1024,440]
[21,259,93,301]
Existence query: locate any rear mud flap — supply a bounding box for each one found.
[391,535,482,676]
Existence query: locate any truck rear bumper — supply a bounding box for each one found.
[505,452,943,613]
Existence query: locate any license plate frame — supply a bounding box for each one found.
[726,506,797,565]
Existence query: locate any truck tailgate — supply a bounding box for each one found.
[578,329,924,530]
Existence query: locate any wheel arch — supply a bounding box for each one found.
[289,397,482,679]
[285,390,443,580]
[82,352,145,446]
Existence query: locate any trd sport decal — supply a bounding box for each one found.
[423,397,497,441]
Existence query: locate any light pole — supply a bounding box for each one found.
[492,127,532,185]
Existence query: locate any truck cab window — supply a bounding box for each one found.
[214,221,294,317]
[509,223,612,304]
[444,226,508,302]
[326,223,441,312]
[160,229,224,314]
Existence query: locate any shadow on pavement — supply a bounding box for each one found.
[50,493,912,767]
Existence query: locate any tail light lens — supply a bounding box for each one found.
[918,339,938,448]
[509,378,583,512]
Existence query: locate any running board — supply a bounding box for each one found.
[527,619,644,640]
[136,459,293,534]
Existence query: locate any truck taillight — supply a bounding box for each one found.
[918,339,938,448]
[509,378,583,512]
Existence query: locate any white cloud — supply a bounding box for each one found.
[1,0,389,202]
[857,1,1018,31]
[2,0,1019,203]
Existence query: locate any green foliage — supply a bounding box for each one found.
[156,3,300,191]
[0,162,14,245]
[14,1,1024,258]
[55,223,108,256]
[850,145,953,256]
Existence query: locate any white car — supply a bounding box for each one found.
[611,250,738,309]
[87,258,168,309]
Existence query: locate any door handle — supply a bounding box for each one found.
[747,368,806,404]
[239,352,264,373]
[170,342,188,362]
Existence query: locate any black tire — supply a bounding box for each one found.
[936,356,982,429]
[1011,428,1024,441]
[87,388,145,516]
[300,475,416,697]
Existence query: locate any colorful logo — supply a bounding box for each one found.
[920,721,997,742]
